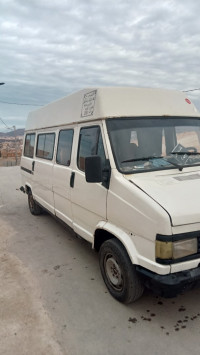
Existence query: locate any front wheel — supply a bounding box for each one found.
[28,192,42,215]
[99,239,144,303]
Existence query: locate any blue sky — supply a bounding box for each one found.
[0,0,200,131]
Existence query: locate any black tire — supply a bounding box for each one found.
[99,238,144,303]
[28,192,42,215]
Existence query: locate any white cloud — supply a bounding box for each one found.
[0,0,200,129]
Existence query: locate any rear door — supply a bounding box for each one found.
[70,123,108,242]
[21,132,36,185]
[32,131,55,214]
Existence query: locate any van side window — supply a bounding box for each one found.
[24,133,35,158]
[77,126,106,171]
[56,129,74,166]
[36,133,55,160]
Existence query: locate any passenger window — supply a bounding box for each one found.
[36,133,55,160]
[24,133,35,158]
[77,126,106,171]
[56,129,74,166]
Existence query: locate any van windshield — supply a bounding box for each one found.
[106,117,200,173]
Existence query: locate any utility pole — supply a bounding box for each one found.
[13,125,17,165]
[0,82,5,163]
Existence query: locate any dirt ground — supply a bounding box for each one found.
[0,172,63,355]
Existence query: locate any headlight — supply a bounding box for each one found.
[156,238,197,260]
[173,239,197,259]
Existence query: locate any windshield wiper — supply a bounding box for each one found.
[121,156,163,163]
[121,155,185,171]
[165,157,184,171]
[170,152,200,155]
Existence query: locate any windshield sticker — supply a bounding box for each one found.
[81,90,97,117]
[130,131,137,143]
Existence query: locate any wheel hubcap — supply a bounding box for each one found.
[105,256,123,289]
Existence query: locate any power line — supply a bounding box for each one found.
[0,99,43,106]
[0,117,12,130]
[183,88,200,93]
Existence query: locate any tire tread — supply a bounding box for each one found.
[99,238,144,303]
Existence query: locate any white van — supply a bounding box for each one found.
[20,87,200,303]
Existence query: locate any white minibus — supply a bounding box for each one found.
[20,87,200,303]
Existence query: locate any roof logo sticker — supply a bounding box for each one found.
[81,90,97,117]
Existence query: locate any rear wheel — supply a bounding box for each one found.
[28,192,42,215]
[99,238,144,303]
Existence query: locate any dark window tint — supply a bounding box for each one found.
[77,126,106,171]
[56,129,74,166]
[24,133,35,158]
[36,133,55,160]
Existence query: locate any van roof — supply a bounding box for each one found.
[25,87,200,131]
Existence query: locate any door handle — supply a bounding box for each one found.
[32,160,35,172]
[70,172,75,188]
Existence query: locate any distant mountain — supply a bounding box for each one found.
[0,128,24,137]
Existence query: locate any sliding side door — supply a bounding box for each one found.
[52,128,74,228]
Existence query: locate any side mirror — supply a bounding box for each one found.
[85,156,102,183]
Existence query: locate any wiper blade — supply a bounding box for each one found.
[121,155,186,171]
[165,157,184,171]
[121,156,163,163]
[170,152,200,155]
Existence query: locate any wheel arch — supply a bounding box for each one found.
[25,183,32,194]
[94,222,139,265]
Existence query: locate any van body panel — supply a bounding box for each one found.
[32,159,55,214]
[21,155,34,176]
[25,88,199,131]
[106,170,173,274]
[107,171,172,238]
[127,168,200,226]
[70,168,107,242]
[52,164,73,227]
[52,125,75,228]
[172,222,200,235]
[97,221,171,275]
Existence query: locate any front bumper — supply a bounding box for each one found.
[136,265,200,297]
